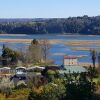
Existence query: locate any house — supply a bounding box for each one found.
[64,56,78,66]
[0,67,11,73]
[15,67,27,72]
[0,67,11,78]
[59,56,87,74]
[15,67,27,77]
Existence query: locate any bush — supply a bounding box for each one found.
[28,79,66,100]
[15,81,27,89]
[0,94,5,100]
[7,89,30,100]
[0,78,14,97]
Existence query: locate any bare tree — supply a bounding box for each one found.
[41,39,51,65]
[17,39,51,66]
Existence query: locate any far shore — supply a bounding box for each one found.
[0,33,100,36]
[0,34,28,36]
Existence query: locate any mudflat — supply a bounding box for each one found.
[0,38,100,45]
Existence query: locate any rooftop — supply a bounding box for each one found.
[64,56,78,59]
[59,65,87,74]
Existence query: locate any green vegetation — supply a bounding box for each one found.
[28,79,65,100]
[1,16,100,35]
[0,65,100,100]
[2,44,20,66]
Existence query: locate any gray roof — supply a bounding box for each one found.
[59,65,87,74]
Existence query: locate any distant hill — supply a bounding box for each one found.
[0,18,49,23]
[0,16,100,35]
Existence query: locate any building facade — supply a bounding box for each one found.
[64,56,78,66]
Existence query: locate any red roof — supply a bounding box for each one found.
[64,56,78,59]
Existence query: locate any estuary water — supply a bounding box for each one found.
[0,34,100,40]
[0,34,100,65]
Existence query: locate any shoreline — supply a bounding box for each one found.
[0,34,28,36]
[0,34,100,36]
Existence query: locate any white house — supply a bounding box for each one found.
[64,56,78,66]
[59,56,87,74]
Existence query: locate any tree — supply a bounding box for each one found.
[28,79,65,100]
[18,39,51,66]
[98,52,100,68]
[1,44,20,66]
[90,49,97,68]
[1,16,100,35]
[97,52,100,75]
[41,39,50,65]
[29,39,42,64]
[31,39,39,45]
[64,72,96,100]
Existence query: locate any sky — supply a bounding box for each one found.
[0,0,100,18]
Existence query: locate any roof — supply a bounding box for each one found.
[64,56,78,59]
[59,65,87,74]
[27,66,45,70]
[16,67,26,70]
[0,67,11,70]
[35,66,45,69]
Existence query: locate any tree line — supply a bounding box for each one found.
[1,15,100,35]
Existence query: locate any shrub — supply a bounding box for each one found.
[7,89,30,100]
[0,94,5,100]
[15,81,27,89]
[0,78,14,97]
[28,79,66,100]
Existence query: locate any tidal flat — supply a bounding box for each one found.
[0,38,100,47]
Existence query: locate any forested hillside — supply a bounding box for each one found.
[0,15,100,35]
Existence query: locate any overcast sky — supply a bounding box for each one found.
[0,0,100,18]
